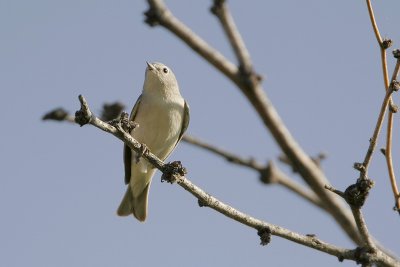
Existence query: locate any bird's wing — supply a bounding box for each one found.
[123,95,142,184]
[178,101,190,142]
[168,100,190,155]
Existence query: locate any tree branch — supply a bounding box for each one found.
[74,94,398,267]
[182,135,326,211]
[145,0,361,245]
[365,0,400,214]
[210,0,254,76]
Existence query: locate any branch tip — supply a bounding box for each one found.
[210,0,225,16]
[75,95,92,126]
[393,49,400,59]
[381,38,392,50]
[144,1,165,27]
[259,161,279,184]
[353,162,365,172]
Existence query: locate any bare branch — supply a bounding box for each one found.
[351,208,376,251]
[182,135,326,211]
[365,0,400,214]
[145,0,361,245]
[210,0,254,76]
[42,108,75,123]
[74,94,398,267]
[360,81,397,178]
[386,55,400,213]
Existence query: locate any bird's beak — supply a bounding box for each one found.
[146,61,155,71]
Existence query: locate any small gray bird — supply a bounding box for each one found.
[117,62,190,221]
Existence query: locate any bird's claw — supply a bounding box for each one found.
[109,112,138,133]
[135,143,149,163]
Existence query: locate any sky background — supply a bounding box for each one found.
[1,0,400,266]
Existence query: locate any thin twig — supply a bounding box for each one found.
[386,58,400,212]
[365,0,400,213]
[182,135,326,210]
[361,83,397,177]
[75,94,398,267]
[365,0,383,45]
[182,135,264,171]
[210,0,253,75]
[351,208,376,251]
[145,0,361,245]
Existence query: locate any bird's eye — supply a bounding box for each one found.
[163,67,169,74]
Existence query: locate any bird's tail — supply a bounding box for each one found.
[117,184,150,222]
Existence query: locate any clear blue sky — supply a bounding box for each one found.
[1,1,400,266]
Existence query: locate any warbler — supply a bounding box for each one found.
[117,62,190,221]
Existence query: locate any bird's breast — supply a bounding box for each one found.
[131,96,184,159]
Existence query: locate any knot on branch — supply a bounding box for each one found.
[144,6,162,27]
[161,161,187,184]
[210,0,225,16]
[42,108,69,121]
[390,80,400,92]
[389,103,398,113]
[382,38,392,50]
[259,161,279,184]
[344,179,374,208]
[100,102,125,121]
[354,247,374,266]
[75,95,92,126]
[257,227,271,246]
[393,49,400,59]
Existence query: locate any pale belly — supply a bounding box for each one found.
[131,98,184,160]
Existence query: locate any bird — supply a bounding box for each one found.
[117,62,190,222]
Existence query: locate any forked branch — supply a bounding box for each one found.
[74,94,398,267]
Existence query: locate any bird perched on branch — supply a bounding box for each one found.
[117,62,190,221]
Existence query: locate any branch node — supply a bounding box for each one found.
[42,108,69,121]
[161,161,187,184]
[100,102,125,121]
[390,80,400,92]
[354,247,374,266]
[144,5,162,27]
[259,161,279,184]
[344,179,374,208]
[198,199,208,207]
[389,103,398,113]
[210,0,224,16]
[257,227,271,246]
[393,49,400,59]
[381,38,392,50]
[75,95,92,126]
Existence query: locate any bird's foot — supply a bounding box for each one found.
[109,111,138,133]
[161,161,187,184]
[135,143,149,163]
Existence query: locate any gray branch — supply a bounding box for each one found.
[74,94,399,267]
[145,0,360,245]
